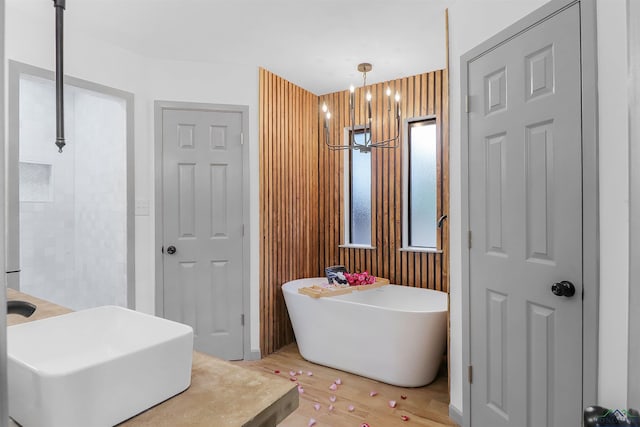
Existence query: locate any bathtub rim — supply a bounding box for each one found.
[282,277,448,315]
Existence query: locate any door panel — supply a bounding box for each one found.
[162,108,244,360]
[468,4,582,426]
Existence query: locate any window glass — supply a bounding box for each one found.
[408,122,437,248]
[349,131,372,245]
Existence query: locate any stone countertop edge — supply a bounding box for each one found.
[6,289,298,427]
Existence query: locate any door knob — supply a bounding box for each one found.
[551,280,575,297]
[166,245,177,255]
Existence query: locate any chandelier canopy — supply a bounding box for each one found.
[322,63,401,153]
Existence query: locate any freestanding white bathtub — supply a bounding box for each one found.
[282,278,448,387]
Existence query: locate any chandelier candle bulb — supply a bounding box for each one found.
[366,91,372,120]
[349,85,355,108]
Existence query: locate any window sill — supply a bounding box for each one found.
[399,247,443,254]
[339,244,377,250]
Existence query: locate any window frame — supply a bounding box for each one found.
[401,115,442,253]
[341,126,375,249]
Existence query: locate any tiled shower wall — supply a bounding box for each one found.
[18,75,127,311]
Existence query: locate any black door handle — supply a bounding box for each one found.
[551,281,575,297]
[166,245,177,255]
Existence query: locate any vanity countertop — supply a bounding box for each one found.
[6,289,298,427]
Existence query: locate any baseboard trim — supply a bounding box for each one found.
[244,349,262,361]
[449,404,463,426]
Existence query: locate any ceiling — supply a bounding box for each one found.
[9,0,451,95]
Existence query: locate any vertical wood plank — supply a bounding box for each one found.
[260,68,449,355]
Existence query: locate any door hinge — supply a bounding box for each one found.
[240,132,244,145]
[465,95,470,113]
[242,224,245,236]
[468,365,473,384]
[161,246,164,254]
[468,230,472,249]
[241,314,245,326]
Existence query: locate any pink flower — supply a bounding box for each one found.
[329,383,337,391]
[348,405,355,412]
[401,415,410,421]
[389,400,397,408]
[329,395,337,402]
[308,418,317,427]
[335,378,342,385]
[328,404,335,411]
[369,391,378,397]
[313,403,321,411]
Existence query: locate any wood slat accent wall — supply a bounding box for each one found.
[259,68,320,356]
[259,69,449,356]
[318,70,449,292]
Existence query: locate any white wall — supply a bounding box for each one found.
[0,0,8,424]
[4,2,261,352]
[448,0,632,417]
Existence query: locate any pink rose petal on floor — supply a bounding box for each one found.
[328,404,335,412]
[298,370,303,375]
[335,378,342,385]
[313,403,321,411]
[361,424,371,427]
[401,415,410,421]
[289,370,296,377]
[369,391,378,397]
[274,370,280,374]
[400,395,407,400]
[329,383,338,391]
[389,400,397,408]
[348,405,355,412]
[329,395,337,402]
[308,418,317,427]
[307,371,313,376]
[290,377,297,382]
[297,386,304,394]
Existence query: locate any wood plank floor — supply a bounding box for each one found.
[237,344,457,427]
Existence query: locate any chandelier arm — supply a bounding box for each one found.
[367,115,401,147]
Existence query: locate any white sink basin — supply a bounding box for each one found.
[7,306,194,427]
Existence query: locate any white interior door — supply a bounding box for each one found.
[161,107,244,360]
[468,4,583,426]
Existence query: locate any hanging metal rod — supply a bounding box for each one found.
[53,0,66,153]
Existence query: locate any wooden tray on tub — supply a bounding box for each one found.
[298,278,390,298]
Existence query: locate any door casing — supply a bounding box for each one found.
[154,100,254,360]
[460,0,599,425]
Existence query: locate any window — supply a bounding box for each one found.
[346,130,372,246]
[404,119,438,249]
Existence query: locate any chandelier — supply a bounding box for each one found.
[322,63,401,153]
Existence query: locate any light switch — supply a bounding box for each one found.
[135,199,150,216]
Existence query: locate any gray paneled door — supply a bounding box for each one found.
[468,4,582,426]
[161,108,244,360]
